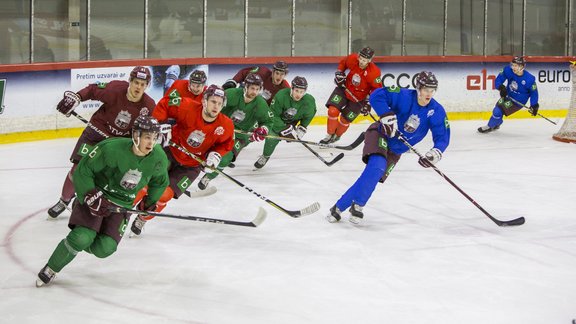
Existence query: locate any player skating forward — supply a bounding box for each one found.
[198,73,274,189]
[48,66,156,219]
[327,71,450,224]
[164,69,207,103]
[253,76,317,169]
[130,85,234,235]
[478,56,540,133]
[321,47,382,144]
[222,61,290,105]
[36,116,169,287]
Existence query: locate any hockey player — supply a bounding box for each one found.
[198,73,274,189]
[36,116,169,287]
[327,71,450,225]
[130,85,234,235]
[47,66,156,219]
[164,69,208,103]
[478,56,540,133]
[221,61,290,105]
[253,76,317,169]
[321,46,382,144]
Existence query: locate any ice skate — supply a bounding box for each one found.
[349,203,364,225]
[47,198,71,218]
[319,134,335,144]
[326,205,342,223]
[198,174,211,190]
[130,215,147,236]
[253,155,270,170]
[477,125,500,133]
[36,264,56,287]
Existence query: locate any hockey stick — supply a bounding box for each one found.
[397,135,525,227]
[70,111,111,139]
[301,142,344,166]
[110,206,266,227]
[507,97,557,125]
[233,129,365,151]
[168,142,320,217]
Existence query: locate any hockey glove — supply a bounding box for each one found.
[137,196,158,213]
[360,101,372,116]
[295,125,307,139]
[222,80,237,90]
[529,103,539,116]
[84,188,114,218]
[379,112,398,138]
[418,148,443,168]
[334,71,346,87]
[279,125,295,138]
[250,126,268,142]
[56,91,81,117]
[498,84,507,99]
[157,123,172,147]
[205,151,222,172]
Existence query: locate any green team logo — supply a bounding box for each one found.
[346,111,357,121]
[387,85,401,93]
[78,143,94,157]
[532,84,537,91]
[497,98,513,108]
[0,79,5,114]
[331,94,342,104]
[96,81,108,89]
[385,162,396,177]
[119,218,128,235]
[169,96,182,106]
[168,89,181,99]
[444,117,450,129]
[378,138,388,150]
[177,176,192,191]
[375,76,382,84]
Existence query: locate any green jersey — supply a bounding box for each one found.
[73,137,170,209]
[222,88,274,132]
[269,88,317,132]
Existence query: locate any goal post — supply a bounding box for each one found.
[552,63,576,143]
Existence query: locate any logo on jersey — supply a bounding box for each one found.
[351,73,362,87]
[261,89,272,101]
[283,107,297,121]
[214,126,225,136]
[120,169,142,190]
[378,137,388,150]
[404,114,420,133]
[231,110,246,124]
[96,81,107,89]
[331,94,342,104]
[114,110,132,129]
[427,110,435,118]
[0,79,6,114]
[510,80,519,92]
[140,108,150,116]
[187,130,206,148]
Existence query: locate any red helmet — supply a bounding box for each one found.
[189,70,207,84]
[359,47,375,60]
[273,61,289,74]
[244,73,264,88]
[415,71,438,89]
[203,84,227,106]
[130,66,151,83]
[291,76,308,90]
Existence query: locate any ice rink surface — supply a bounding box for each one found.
[1,120,575,324]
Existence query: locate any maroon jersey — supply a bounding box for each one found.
[231,66,290,105]
[77,80,156,138]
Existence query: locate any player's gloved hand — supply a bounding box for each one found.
[84,188,114,218]
[498,84,507,98]
[279,125,295,139]
[137,196,158,213]
[205,151,222,171]
[334,71,346,87]
[250,126,268,142]
[157,123,172,147]
[529,103,539,116]
[295,125,307,139]
[360,101,372,116]
[222,80,237,90]
[56,91,81,117]
[379,112,398,137]
[418,148,443,168]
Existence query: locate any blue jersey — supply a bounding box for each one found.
[495,65,539,106]
[369,87,450,155]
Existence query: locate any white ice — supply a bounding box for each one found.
[1,120,575,324]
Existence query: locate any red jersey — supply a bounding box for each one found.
[77,80,156,138]
[164,80,206,104]
[338,53,382,101]
[231,66,290,105]
[153,97,234,167]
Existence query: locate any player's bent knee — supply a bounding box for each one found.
[328,106,340,118]
[492,106,503,118]
[66,226,98,251]
[90,235,118,258]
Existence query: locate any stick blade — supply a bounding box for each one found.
[251,207,267,227]
[288,202,321,217]
[325,153,345,166]
[184,186,217,198]
[497,216,525,227]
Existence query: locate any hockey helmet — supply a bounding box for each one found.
[359,47,375,60]
[273,61,289,74]
[415,71,438,89]
[291,76,308,90]
[189,70,208,84]
[244,73,264,88]
[130,66,152,83]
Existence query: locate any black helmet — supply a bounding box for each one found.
[273,61,289,74]
[130,66,151,83]
[415,71,438,89]
[511,56,526,66]
[291,76,308,90]
[244,73,264,87]
[133,115,160,134]
[189,70,207,84]
[359,47,375,60]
